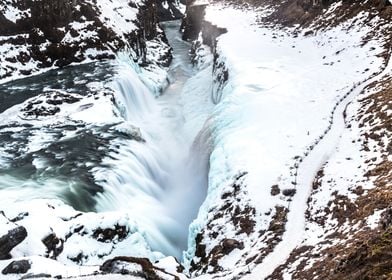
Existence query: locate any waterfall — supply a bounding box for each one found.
[92,21,209,259]
[0,20,209,262]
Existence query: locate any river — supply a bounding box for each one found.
[0,20,208,260]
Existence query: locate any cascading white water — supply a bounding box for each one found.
[93,21,209,259]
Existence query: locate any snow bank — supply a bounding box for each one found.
[184,3,390,278]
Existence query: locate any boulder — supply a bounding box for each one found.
[0,226,28,260]
[2,259,31,275]
[271,185,281,196]
[100,256,178,279]
[282,188,297,197]
[221,239,244,255]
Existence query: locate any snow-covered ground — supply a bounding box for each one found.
[182,2,392,279]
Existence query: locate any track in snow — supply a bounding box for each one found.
[246,49,392,280]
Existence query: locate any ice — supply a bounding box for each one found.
[183,3,390,278]
[92,21,210,260]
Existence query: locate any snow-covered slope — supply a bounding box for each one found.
[0,1,180,278]
[181,1,392,279]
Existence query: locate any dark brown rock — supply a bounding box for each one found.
[156,0,183,21]
[100,256,179,280]
[2,259,31,275]
[282,188,297,197]
[0,226,28,260]
[42,233,64,259]
[379,208,392,230]
[221,239,244,255]
[92,224,128,242]
[0,0,167,79]
[20,273,52,279]
[181,3,207,41]
[271,185,281,196]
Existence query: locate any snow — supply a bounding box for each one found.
[0,256,97,280]
[0,1,30,23]
[92,0,138,37]
[0,0,151,84]
[0,90,120,128]
[247,53,392,278]
[183,2,391,279]
[0,214,17,237]
[366,210,384,230]
[0,1,391,279]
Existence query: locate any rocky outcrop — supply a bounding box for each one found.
[188,173,261,276]
[0,0,167,80]
[100,256,179,279]
[156,0,183,21]
[29,0,75,32]
[265,0,392,26]
[199,21,227,51]
[181,1,207,41]
[2,259,31,275]
[0,226,28,260]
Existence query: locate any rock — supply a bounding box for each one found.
[181,3,207,41]
[20,273,52,279]
[0,0,167,80]
[156,0,183,21]
[10,212,29,223]
[271,185,281,196]
[92,224,128,242]
[2,259,31,275]
[0,226,28,260]
[42,233,64,259]
[221,239,244,255]
[100,256,177,279]
[21,91,83,118]
[200,21,227,50]
[282,188,297,197]
[29,0,75,32]
[379,208,392,230]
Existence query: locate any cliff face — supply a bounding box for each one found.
[156,0,183,21]
[181,2,206,41]
[181,2,227,49]
[0,0,166,81]
[29,0,75,30]
[264,0,392,26]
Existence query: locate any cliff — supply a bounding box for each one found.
[0,0,168,81]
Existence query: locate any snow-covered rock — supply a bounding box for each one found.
[0,0,170,83]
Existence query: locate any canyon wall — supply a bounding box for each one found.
[0,0,167,80]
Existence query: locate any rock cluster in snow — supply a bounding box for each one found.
[180,1,392,279]
[0,0,170,82]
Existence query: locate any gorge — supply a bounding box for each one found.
[0,0,391,280]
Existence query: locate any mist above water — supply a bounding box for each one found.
[0,20,208,261]
[93,20,209,259]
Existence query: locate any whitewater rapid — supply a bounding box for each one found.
[94,20,209,258]
[0,20,208,261]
